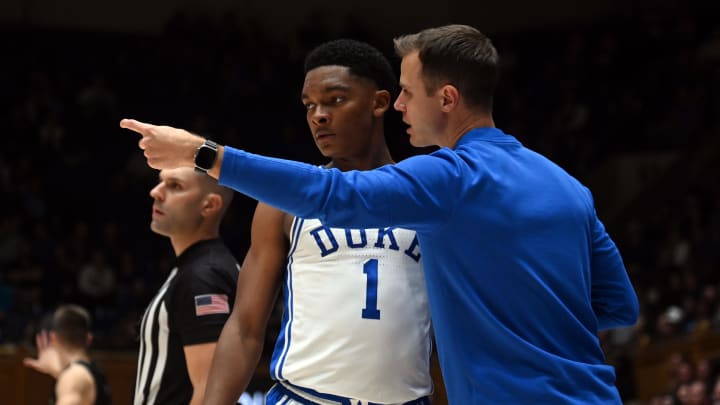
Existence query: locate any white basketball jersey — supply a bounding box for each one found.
[270,217,432,403]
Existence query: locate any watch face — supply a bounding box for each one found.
[196,145,217,170]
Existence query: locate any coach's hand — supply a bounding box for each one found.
[120,118,204,170]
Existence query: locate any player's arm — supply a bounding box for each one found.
[23,331,63,378]
[54,364,96,405]
[204,202,287,405]
[589,213,640,330]
[184,342,217,405]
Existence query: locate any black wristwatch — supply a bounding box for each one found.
[194,139,219,174]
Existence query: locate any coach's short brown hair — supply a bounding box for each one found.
[394,24,499,111]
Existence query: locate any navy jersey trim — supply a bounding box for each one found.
[271,218,304,380]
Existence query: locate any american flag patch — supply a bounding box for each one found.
[194,294,230,316]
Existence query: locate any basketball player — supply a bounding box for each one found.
[133,167,238,405]
[203,40,433,405]
[122,24,639,403]
[24,304,112,405]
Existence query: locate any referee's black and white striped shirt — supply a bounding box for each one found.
[134,239,240,405]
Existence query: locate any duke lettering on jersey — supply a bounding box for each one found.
[272,217,432,402]
[308,225,421,262]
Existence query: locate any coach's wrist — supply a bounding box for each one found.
[194,138,219,174]
[206,145,224,180]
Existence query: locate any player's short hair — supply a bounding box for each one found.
[394,24,499,111]
[52,304,92,348]
[304,39,398,98]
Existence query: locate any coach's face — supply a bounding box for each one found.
[149,167,206,238]
[394,51,444,147]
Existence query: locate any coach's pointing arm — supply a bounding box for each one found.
[120,118,225,179]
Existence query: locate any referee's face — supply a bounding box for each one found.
[149,167,206,238]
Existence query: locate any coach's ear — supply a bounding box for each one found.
[373,90,391,117]
[439,84,459,112]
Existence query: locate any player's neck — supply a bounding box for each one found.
[61,348,90,367]
[327,147,394,172]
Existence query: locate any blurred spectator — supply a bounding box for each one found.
[77,250,117,306]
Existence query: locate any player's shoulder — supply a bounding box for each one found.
[62,361,93,376]
[253,200,294,235]
[57,362,95,395]
[255,200,287,217]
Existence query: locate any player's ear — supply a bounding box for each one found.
[86,333,93,348]
[373,90,391,117]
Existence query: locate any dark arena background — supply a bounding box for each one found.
[1,0,719,403]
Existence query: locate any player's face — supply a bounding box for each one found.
[394,51,443,147]
[149,167,206,238]
[302,66,381,159]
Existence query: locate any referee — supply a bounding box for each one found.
[134,166,239,405]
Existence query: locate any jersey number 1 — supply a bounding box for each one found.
[362,259,381,319]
